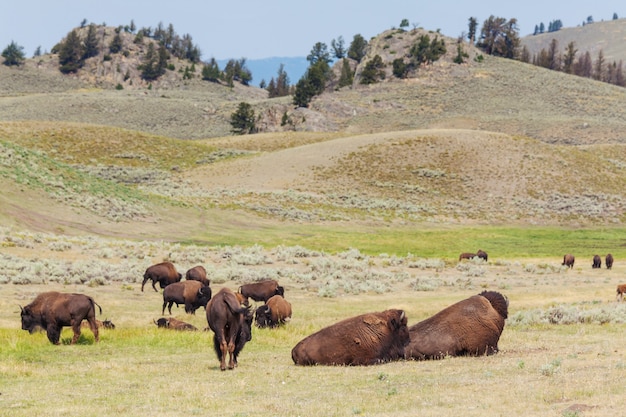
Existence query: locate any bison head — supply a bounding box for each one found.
[254,305,272,328]
[198,286,212,307]
[155,318,169,328]
[20,306,38,333]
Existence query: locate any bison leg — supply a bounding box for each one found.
[46,325,62,345]
[70,322,83,344]
[227,340,236,369]
[141,277,150,292]
[219,340,228,371]
[87,318,100,343]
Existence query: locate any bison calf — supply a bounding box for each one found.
[21,291,102,345]
[155,317,198,331]
[405,291,508,360]
[255,295,292,328]
[291,309,409,366]
[616,284,626,301]
[562,254,575,269]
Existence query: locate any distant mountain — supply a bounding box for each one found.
[217,56,308,87]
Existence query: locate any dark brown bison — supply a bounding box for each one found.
[592,255,601,269]
[405,291,508,360]
[81,318,115,330]
[142,261,182,292]
[20,291,102,345]
[606,254,614,270]
[476,249,488,261]
[185,265,210,286]
[459,252,476,261]
[206,288,253,371]
[291,309,409,366]
[562,254,575,269]
[616,284,626,301]
[162,280,212,315]
[154,317,198,331]
[238,280,284,303]
[255,295,292,328]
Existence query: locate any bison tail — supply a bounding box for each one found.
[479,291,509,319]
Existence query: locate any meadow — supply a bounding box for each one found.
[1,230,625,417]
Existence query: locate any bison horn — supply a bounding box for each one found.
[400,310,405,321]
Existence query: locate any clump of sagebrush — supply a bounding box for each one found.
[410,276,441,291]
[508,302,626,326]
[272,245,323,263]
[220,244,274,265]
[407,258,445,271]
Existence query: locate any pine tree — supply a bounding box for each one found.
[83,24,99,59]
[468,17,478,44]
[2,41,25,66]
[338,58,354,86]
[594,49,605,81]
[58,29,85,74]
[331,36,346,59]
[230,102,256,134]
[202,58,220,82]
[347,34,367,63]
[109,29,124,54]
[562,42,577,74]
[360,55,385,84]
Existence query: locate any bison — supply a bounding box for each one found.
[562,254,575,269]
[206,288,253,371]
[405,291,508,360]
[291,309,409,366]
[185,265,210,286]
[20,291,102,345]
[592,255,601,269]
[616,284,626,301]
[142,261,182,292]
[476,249,488,262]
[154,317,198,331]
[81,318,115,330]
[238,280,284,303]
[606,254,614,270]
[255,295,292,328]
[459,252,476,261]
[162,280,212,315]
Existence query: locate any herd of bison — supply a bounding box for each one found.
[18,250,626,370]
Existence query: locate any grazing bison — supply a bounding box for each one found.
[154,317,198,331]
[459,252,476,261]
[562,254,575,269]
[20,291,102,345]
[206,288,253,371]
[255,295,292,328]
[405,291,508,360]
[238,280,284,303]
[185,265,210,286]
[616,284,626,301]
[606,254,614,270]
[162,280,212,315]
[592,255,601,269]
[291,309,409,366]
[476,249,488,261]
[142,261,182,292]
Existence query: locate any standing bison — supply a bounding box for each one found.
[562,254,575,269]
[476,249,488,261]
[254,295,292,328]
[20,291,102,345]
[616,284,626,301]
[405,291,508,360]
[291,309,409,366]
[206,288,253,371]
[185,265,210,286]
[592,255,601,269]
[142,261,182,292]
[606,254,614,270]
[459,252,476,261]
[162,280,212,315]
[238,280,284,303]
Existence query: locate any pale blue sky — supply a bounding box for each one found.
[1,1,623,60]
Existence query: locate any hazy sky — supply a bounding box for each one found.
[1,1,623,60]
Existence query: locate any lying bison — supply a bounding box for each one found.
[141,261,182,292]
[81,318,115,330]
[592,255,601,269]
[238,279,284,303]
[206,288,253,371]
[291,309,409,366]
[255,295,292,328]
[162,280,212,315]
[562,254,575,269]
[405,291,508,360]
[154,317,198,331]
[606,254,614,270]
[21,291,102,345]
[185,265,210,286]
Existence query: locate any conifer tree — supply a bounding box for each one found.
[2,41,25,66]
[83,24,100,59]
[58,29,85,73]
[230,102,256,134]
[347,34,367,63]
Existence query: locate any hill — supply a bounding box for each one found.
[521,18,626,63]
[2,25,626,245]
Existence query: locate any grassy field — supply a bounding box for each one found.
[1,234,626,416]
